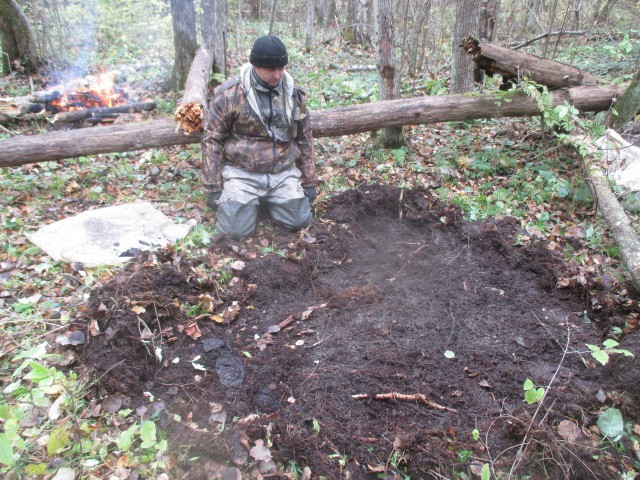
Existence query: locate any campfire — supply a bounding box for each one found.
[47,71,129,113]
[41,70,156,125]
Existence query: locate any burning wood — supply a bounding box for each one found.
[52,102,157,123]
[46,71,128,113]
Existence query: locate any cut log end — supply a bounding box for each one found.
[174,102,205,135]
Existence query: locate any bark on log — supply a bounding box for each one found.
[174,46,214,135]
[52,102,157,123]
[572,133,640,291]
[462,37,601,89]
[0,96,44,120]
[0,85,622,167]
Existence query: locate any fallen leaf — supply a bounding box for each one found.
[557,420,581,442]
[367,465,386,473]
[199,294,217,312]
[185,323,202,339]
[101,395,123,413]
[249,439,272,462]
[88,320,100,336]
[478,379,492,389]
[393,435,406,451]
[223,302,240,323]
[230,260,246,271]
[132,305,146,314]
[212,314,224,323]
[300,303,328,321]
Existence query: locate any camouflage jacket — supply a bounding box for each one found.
[201,64,317,193]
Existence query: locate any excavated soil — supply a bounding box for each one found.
[79,185,639,479]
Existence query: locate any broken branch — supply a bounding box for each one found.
[351,392,458,414]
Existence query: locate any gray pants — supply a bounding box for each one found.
[216,165,312,239]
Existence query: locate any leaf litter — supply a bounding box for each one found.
[74,184,639,479]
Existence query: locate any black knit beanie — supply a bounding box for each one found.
[249,36,288,68]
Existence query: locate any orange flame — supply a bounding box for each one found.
[50,70,127,112]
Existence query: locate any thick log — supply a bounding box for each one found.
[0,85,622,167]
[311,84,621,137]
[0,96,44,121]
[573,133,640,291]
[462,37,601,89]
[52,102,157,123]
[174,46,214,135]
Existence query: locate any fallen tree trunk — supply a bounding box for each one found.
[174,47,214,135]
[0,84,622,167]
[462,37,601,89]
[52,101,157,123]
[0,95,44,121]
[572,133,640,291]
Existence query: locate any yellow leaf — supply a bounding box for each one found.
[131,305,146,314]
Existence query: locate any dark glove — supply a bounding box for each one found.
[207,191,222,211]
[303,186,317,204]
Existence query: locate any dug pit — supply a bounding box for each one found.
[79,185,639,479]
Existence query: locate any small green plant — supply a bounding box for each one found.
[523,378,545,404]
[586,339,634,366]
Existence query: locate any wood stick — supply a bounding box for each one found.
[352,392,458,413]
[52,101,156,123]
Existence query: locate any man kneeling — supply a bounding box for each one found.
[201,35,318,239]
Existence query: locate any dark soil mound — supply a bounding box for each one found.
[79,185,639,479]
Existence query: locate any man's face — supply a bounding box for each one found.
[253,66,285,87]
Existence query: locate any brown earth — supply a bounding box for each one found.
[78,184,639,479]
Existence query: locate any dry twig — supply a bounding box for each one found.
[352,392,458,414]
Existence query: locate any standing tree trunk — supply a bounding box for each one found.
[305,0,315,51]
[592,0,618,26]
[571,0,582,30]
[0,0,41,74]
[374,0,402,146]
[268,0,278,35]
[476,0,499,82]
[607,69,640,132]
[201,0,228,76]
[523,0,541,34]
[479,0,499,42]
[315,0,336,28]
[170,0,198,91]
[345,0,372,45]
[541,0,559,57]
[450,0,481,93]
[406,0,430,76]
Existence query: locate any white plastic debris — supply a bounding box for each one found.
[26,202,196,266]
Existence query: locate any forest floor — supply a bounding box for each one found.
[74,184,640,480]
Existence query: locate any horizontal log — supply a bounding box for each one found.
[0,85,622,167]
[311,84,621,137]
[0,96,44,120]
[463,37,601,89]
[52,101,157,123]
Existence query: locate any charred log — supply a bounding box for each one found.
[52,102,157,123]
[0,85,622,167]
[462,37,601,90]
